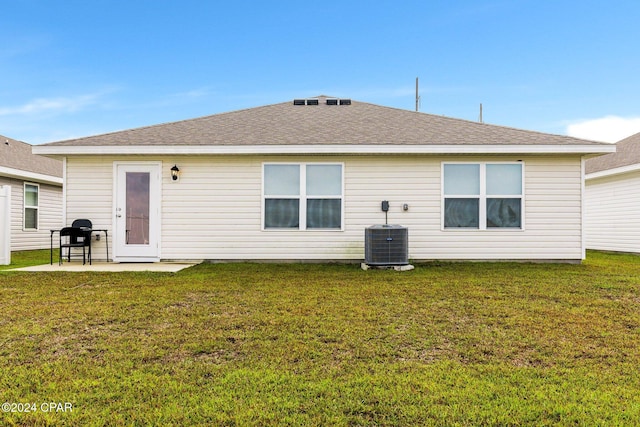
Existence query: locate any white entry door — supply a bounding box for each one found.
[114,163,161,262]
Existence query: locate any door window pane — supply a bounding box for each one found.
[487,198,521,228]
[307,199,341,229]
[444,198,479,228]
[264,165,300,196]
[487,164,522,195]
[307,165,342,196]
[444,164,480,195]
[126,172,150,245]
[265,199,300,228]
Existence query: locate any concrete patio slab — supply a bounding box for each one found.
[9,262,197,273]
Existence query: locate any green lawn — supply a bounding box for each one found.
[0,249,56,271]
[1,251,639,426]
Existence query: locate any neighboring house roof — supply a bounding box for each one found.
[585,131,640,176]
[34,96,614,156]
[0,135,63,185]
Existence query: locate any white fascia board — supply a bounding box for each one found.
[33,144,616,156]
[585,163,640,180]
[0,166,63,185]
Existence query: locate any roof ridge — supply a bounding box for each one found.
[39,97,611,149]
[351,99,609,145]
[45,99,292,144]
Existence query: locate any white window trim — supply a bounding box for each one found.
[262,162,345,231]
[441,161,525,231]
[23,182,40,231]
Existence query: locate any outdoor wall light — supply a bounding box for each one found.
[170,164,180,181]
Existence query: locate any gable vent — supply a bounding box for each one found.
[293,98,352,106]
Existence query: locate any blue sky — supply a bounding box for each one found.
[2,0,640,144]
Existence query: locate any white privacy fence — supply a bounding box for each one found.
[0,186,10,265]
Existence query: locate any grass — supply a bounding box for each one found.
[0,249,56,271]
[1,251,639,426]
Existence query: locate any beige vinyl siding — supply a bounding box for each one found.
[585,170,640,253]
[65,154,584,262]
[64,156,114,261]
[346,156,582,261]
[0,176,63,251]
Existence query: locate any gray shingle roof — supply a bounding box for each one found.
[585,132,640,174]
[42,96,607,148]
[0,135,63,178]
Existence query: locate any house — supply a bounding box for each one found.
[1,135,63,251]
[585,131,640,253]
[33,96,614,263]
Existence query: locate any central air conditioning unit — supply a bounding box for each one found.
[364,225,409,266]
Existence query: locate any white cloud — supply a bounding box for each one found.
[0,91,119,144]
[0,94,101,116]
[566,116,640,143]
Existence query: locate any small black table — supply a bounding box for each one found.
[50,229,109,265]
